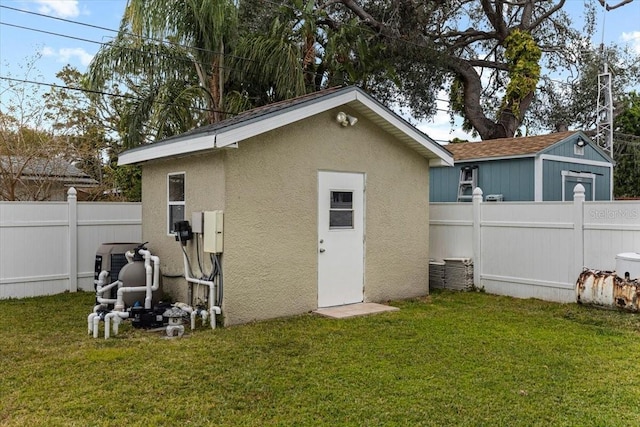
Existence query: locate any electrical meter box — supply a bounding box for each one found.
[203,210,224,253]
[191,211,204,234]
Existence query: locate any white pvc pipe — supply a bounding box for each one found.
[95,271,120,305]
[190,308,208,330]
[114,249,160,311]
[88,312,98,335]
[93,315,101,338]
[182,252,221,329]
[104,311,129,339]
[209,306,221,329]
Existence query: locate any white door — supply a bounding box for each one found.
[317,171,365,307]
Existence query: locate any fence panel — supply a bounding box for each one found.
[0,192,142,299]
[428,187,640,304]
[0,202,70,298]
[583,201,640,271]
[479,202,576,302]
[429,203,473,260]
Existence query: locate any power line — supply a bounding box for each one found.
[0,76,238,116]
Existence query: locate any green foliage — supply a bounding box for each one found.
[103,162,142,202]
[501,30,541,120]
[3,291,640,425]
[613,92,640,198]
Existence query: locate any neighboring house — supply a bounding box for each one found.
[118,86,453,326]
[0,156,98,201]
[430,131,614,202]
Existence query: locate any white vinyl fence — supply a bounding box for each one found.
[0,188,142,299]
[430,185,640,303]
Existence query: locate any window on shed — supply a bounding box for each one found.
[168,172,185,234]
[329,191,354,229]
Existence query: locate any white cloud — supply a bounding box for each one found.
[621,31,640,54]
[41,46,94,67]
[35,0,80,18]
[40,46,55,57]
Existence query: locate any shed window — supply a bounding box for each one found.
[330,191,353,229]
[168,172,185,234]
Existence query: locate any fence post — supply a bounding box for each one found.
[67,187,78,293]
[572,184,585,283]
[472,187,483,288]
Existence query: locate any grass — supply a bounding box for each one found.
[2,290,640,426]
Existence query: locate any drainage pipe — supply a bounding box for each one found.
[182,252,221,329]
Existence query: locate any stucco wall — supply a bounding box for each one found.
[222,108,430,325]
[141,151,225,303]
[139,109,430,325]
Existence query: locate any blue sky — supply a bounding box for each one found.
[0,0,638,142]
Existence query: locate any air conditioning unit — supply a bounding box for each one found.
[94,243,141,298]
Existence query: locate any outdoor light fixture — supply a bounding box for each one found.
[576,137,586,147]
[336,111,358,127]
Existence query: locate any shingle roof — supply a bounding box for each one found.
[445,131,579,161]
[0,156,98,185]
[159,86,346,144]
[119,85,454,166]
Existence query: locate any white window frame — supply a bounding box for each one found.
[561,170,595,201]
[167,172,186,235]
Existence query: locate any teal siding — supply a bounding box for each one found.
[430,166,461,202]
[543,134,611,163]
[430,158,534,202]
[542,159,611,201]
[429,136,613,202]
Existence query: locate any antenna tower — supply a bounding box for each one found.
[596,3,614,157]
[596,61,614,157]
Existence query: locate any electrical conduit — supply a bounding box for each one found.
[182,252,221,329]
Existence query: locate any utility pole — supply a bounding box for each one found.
[596,60,614,157]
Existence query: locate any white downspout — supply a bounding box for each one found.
[182,251,221,329]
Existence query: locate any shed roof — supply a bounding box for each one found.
[445,131,602,162]
[0,156,98,185]
[118,86,453,167]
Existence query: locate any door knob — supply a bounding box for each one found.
[319,248,326,253]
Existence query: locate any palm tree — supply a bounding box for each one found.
[86,0,307,148]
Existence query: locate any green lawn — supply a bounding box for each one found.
[1,290,640,426]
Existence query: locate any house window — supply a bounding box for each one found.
[574,145,584,156]
[168,172,185,234]
[329,191,353,229]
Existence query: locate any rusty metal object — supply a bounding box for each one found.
[576,268,640,311]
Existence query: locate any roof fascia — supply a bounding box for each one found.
[118,87,454,166]
[353,91,454,166]
[118,133,216,165]
[455,153,535,163]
